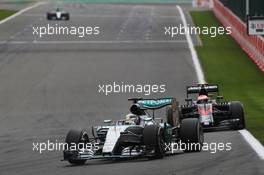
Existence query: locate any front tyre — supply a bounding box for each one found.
[230,101,245,130]
[143,125,165,159]
[64,129,89,165]
[180,118,203,152]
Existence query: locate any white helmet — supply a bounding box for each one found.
[125,113,137,124]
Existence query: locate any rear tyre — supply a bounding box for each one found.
[65,14,70,20]
[230,101,245,130]
[143,125,165,159]
[64,129,89,165]
[180,118,203,152]
[46,14,51,20]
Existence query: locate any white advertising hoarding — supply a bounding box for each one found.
[247,16,264,35]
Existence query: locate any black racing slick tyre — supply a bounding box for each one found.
[143,125,165,159]
[64,129,89,165]
[230,101,245,130]
[65,14,70,20]
[180,118,203,152]
[46,14,51,20]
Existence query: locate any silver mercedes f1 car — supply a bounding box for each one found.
[63,98,204,165]
[47,8,69,20]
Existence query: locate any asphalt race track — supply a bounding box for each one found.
[0,2,263,175]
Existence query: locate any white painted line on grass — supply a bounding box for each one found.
[176,5,205,83]
[177,5,264,161]
[0,2,46,25]
[239,129,264,160]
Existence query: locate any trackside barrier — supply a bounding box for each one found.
[212,0,264,72]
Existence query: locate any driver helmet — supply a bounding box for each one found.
[197,95,209,103]
[125,113,137,125]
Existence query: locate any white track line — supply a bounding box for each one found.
[177,5,264,161]
[239,130,264,160]
[176,5,205,83]
[0,2,46,25]
[0,40,187,45]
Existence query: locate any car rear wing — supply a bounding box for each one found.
[186,84,219,98]
[128,97,179,121]
[128,97,178,110]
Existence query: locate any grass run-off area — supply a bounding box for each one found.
[0,9,16,21]
[190,11,264,144]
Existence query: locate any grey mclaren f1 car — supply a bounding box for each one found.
[63,97,204,165]
[180,84,246,131]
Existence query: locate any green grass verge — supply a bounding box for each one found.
[190,11,264,144]
[0,10,16,21]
